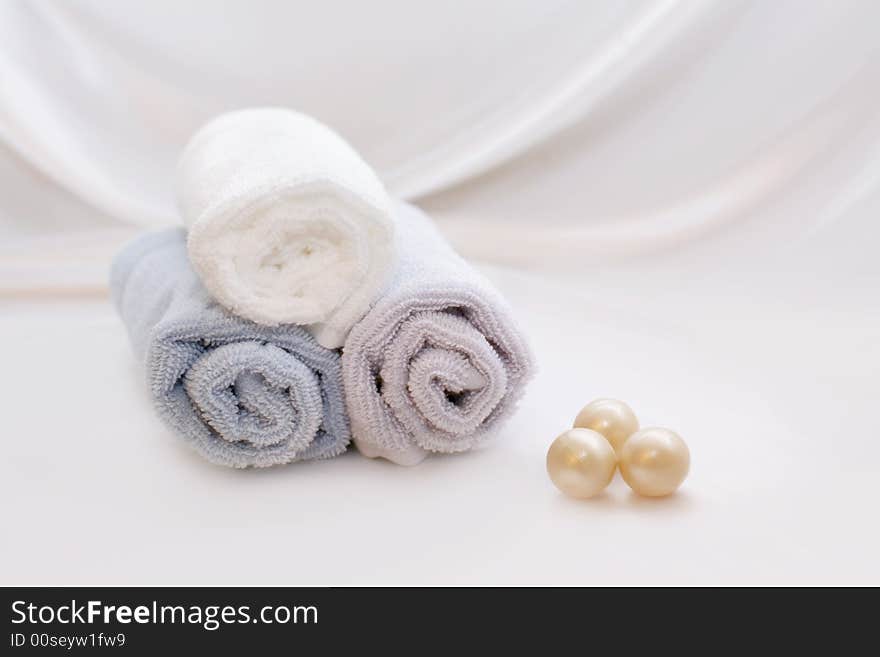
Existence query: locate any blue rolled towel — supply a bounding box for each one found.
[109,228,350,468]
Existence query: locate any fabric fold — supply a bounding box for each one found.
[176,107,394,348]
[110,228,350,468]
[342,203,533,465]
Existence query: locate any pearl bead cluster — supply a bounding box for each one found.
[546,399,689,499]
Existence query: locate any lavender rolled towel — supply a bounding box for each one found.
[110,229,350,468]
[342,203,534,465]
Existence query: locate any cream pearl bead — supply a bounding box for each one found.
[619,427,689,497]
[573,398,639,453]
[546,428,617,499]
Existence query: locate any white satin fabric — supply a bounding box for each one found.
[1,0,880,286]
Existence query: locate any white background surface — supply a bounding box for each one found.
[1,0,879,584]
[2,244,878,585]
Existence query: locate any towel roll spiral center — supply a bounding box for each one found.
[184,342,323,451]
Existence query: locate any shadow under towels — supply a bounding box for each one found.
[110,229,349,468]
[343,203,534,465]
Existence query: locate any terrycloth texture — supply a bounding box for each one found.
[177,108,394,348]
[342,203,534,465]
[110,228,350,468]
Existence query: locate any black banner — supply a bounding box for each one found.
[0,586,867,652]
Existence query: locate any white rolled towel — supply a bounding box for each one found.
[177,108,394,349]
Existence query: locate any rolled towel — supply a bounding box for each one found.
[342,203,534,465]
[177,108,393,348]
[110,228,350,468]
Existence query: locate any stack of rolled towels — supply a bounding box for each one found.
[111,108,533,467]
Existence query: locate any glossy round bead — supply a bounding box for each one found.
[573,398,639,453]
[619,427,689,497]
[546,428,617,499]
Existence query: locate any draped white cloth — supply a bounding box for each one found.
[3,0,880,290]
